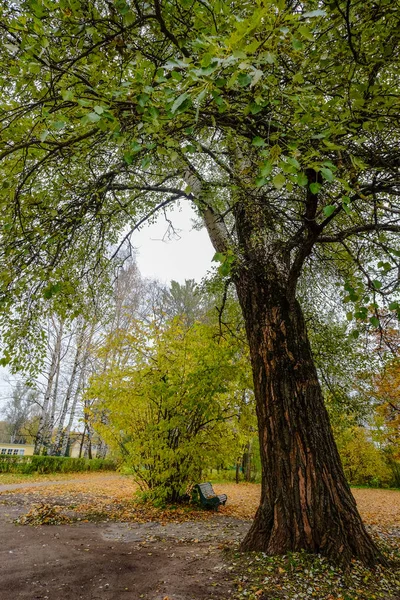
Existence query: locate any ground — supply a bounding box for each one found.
[0,473,399,600]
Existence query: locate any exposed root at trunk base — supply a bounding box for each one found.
[239,505,389,569]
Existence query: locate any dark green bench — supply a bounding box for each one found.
[194,482,227,510]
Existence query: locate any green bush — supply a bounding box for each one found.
[0,454,118,474]
[385,453,400,488]
[336,426,392,488]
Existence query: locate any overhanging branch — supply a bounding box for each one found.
[317,223,400,243]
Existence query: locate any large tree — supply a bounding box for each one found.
[1,0,399,566]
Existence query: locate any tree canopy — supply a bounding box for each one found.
[1,0,399,334]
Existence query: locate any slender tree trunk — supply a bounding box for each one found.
[60,370,83,456]
[60,322,94,456]
[52,338,82,455]
[79,426,86,458]
[235,459,240,484]
[34,321,63,454]
[43,319,64,452]
[96,436,108,459]
[234,261,385,566]
[242,440,252,482]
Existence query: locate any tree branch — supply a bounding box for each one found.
[317,224,400,243]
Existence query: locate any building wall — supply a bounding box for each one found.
[0,443,35,457]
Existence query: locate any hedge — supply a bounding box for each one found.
[0,454,118,474]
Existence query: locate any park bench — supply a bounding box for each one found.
[194,482,227,510]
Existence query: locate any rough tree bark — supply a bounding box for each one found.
[190,151,386,564]
[229,205,386,566]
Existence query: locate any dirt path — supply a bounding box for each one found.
[0,497,247,600]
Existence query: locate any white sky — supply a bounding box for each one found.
[132,201,215,283]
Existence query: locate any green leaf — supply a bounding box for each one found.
[130,141,142,153]
[287,157,300,169]
[323,205,336,217]
[298,26,314,41]
[87,112,101,122]
[389,301,399,311]
[261,52,275,64]
[273,173,286,190]
[320,168,334,182]
[137,93,150,107]
[232,50,247,59]
[302,9,327,18]
[219,262,231,276]
[369,316,380,327]
[141,156,151,170]
[260,161,272,177]
[53,120,66,130]
[94,105,105,114]
[292,38,304,51]
[255,177,267,187]
[252,136,265,147]
[372,280,382,290]
[237,73,252,87]
[309,182,322,194]
[297,173,308,187]
[61,89,74,101]
[171,93,189,113]
[293,72,304,84]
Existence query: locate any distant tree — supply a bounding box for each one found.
[2,381,39,443]
[162,279,205,326]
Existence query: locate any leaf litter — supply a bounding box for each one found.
[4,476,400,600]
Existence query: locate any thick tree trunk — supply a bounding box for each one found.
[197,170,385,567]
[235,264,385,566]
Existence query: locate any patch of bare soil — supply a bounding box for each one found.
[0,477,251,600]
[0,502,244,600]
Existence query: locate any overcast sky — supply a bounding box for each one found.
[132,201,215,283]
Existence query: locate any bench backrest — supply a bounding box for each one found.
[197,482,216,499]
